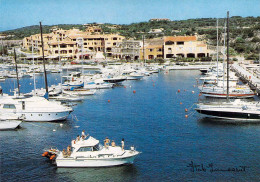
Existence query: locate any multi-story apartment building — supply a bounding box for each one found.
[163,36,210,59]
[113,40,141,60]
[23,27,125,60]
[140,45,164,60]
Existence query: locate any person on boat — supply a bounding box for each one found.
[104,137,110,148]
[111,140,116,147]
[121,138,125,150]
[81,130,86,139]
[76,135,80,142]
[67,145,71,156]
[62,149,68,157]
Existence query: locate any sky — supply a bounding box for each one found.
[0,0,259,31]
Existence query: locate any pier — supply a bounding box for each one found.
[232,63,260,95]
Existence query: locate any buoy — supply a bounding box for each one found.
[124,86,126,88]
[42,151,49,157]
[185,108,188,112]
[50,155,56,160]
[153,84,155,86]
[185,115,188,118]
[53,129,56,132]
[60,124,63,127]
[199,94,202,97]
[184,89,186,92]
[178,89,180,93]
[180,102,182,105]
[133,90,136,94]
[29,83,32,85]
[130,86,132,88]
[193,85,196,87]
[108,100,110,102]
[192,91,195,94]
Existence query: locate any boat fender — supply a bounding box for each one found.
[42,151,49,157]
[50,155,56,160]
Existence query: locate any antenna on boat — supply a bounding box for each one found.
[14,48,20,96]
[40,22,49,99]
[226,11,230,101]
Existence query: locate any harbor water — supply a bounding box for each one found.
[0,70,259,181]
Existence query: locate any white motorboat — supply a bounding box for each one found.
[84,79,114,89]
[49,93,84,102]
[63,88,96,96]
[0,95,73,122]
[0,113,22,130]
[43,136,140,167]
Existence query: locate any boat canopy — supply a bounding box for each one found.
[72,136,99,148]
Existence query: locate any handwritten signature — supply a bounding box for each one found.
[187,161,248,172]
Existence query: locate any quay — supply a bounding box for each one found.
[232,63,260,95]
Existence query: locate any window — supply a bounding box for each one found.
[113,43,116,46]
[168,48,172,50]
[77,147,92,152]
[93,144,100,151]
[149,49,153,52]
[113,37,117,40]
[69,50,72,53]
[3,104,16,109]
[177,41,184,45]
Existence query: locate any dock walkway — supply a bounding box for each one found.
[232,63,260,95]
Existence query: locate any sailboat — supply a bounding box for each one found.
[195,12,260,122]
[199,18,255,99]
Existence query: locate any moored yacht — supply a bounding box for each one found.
[0,113,22,130]
[43,136,140,167]
[195,100,260,122]
[0,95,73,122]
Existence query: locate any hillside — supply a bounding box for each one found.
[1,16,260,59]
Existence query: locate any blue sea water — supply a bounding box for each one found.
[0,70,260,182]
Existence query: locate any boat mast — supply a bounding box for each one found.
[216,19,219,84]
[40,22,49,99]
[226,11,230,101]
[58,34,62,93]
[222,21,226,91]
[14,48,20,96]
[31,38,36,94]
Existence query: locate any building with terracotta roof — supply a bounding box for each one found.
[22,27,125,60]
[163,36,210,59]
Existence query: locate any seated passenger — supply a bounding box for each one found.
[111,140,116,147]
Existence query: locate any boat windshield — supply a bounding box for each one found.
[77,147,92,152]
[93,144,100,151]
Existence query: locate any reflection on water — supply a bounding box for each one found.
[56,165,139,182]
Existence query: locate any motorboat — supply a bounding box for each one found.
[63,88,96,96]
[84,79,114,89]
[195,100,260,122]
[49,93,84,102]
[42,136,140,167]
[0,113,22,130]
[0,95,73,122]
[103,76,126,83]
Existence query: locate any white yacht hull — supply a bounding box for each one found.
[19,111,71,122]
[126,75,144,80]
[56,154,138,167]
[0,120,21,130]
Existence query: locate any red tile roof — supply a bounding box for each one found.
[164,36,197,42]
